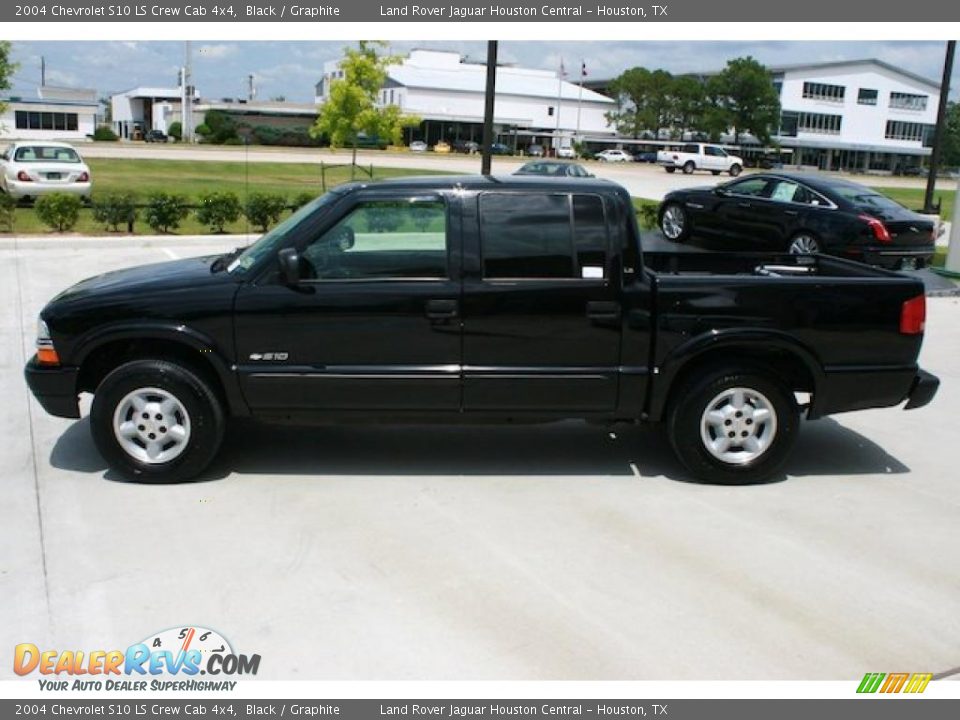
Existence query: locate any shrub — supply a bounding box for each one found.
[637,203,658,230]
[93,126,118,141]
[223,137,244,146]
[290,192,315,211]
[196,191,241,233]
[0,192,15,232]
[35,193,83,232]
[92,192,138,232]
[143,193,189,233]
[167,121,182,141]
[243,192,287,232]
[194,123,212,141]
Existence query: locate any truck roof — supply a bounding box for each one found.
[340,174,626,194]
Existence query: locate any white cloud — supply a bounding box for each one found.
[197,44,237,60]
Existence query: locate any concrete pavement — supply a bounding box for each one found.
[1,237,959,680]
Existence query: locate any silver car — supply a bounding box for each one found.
[0,141,92,201]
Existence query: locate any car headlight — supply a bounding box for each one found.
[36,317,60,365]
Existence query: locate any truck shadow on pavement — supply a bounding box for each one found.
[49,415,909,484]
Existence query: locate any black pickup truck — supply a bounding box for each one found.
[25,176,939,484]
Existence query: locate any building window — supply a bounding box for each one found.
[802,82,845,102]
[778,111,799,137]
[798,111,842,135]
[858,88,878,105]
[885,120,935,144]
[13,110,79,131]
[889,92,928,111]
[547,106,555,117]
[773,81,783,96]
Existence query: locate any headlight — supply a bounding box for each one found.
[36,317,60,365]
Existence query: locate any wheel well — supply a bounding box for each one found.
[77,338,227,406]
[665,347,816,414]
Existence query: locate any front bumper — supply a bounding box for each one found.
[24,356,80,418]
[6,180,91,199]
[903,369,940,410]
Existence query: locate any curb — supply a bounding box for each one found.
[0,234,254,251]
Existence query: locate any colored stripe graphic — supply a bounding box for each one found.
[858,673,886,693]
[881,672,910,693]
[904,674,933,693]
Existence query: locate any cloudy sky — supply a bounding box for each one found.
[6,40,956,103]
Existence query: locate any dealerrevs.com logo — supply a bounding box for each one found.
[857,672,932,694]
[14,626,260,692]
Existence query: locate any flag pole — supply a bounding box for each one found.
[555,58,564,156]
[576,59,585,143]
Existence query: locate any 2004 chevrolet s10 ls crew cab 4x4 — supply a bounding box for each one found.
[25,176,939,484]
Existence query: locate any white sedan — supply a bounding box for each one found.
[595,149,633,163]
[0,141,92,201]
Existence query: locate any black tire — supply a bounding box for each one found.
[682,161,696,175]
[665,167,676,174]
[787,232,821,255]
[90,359,225,483]
[667,366,799,484]
[729,164,743,177]
[659,202,691,242]
[711,170,721,176]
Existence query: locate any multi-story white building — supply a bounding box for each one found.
[0,86,99,141]
[316,49,616,151]
[769,59,940,172]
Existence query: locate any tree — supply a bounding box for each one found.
[943,101,960,167]
[668,75,706,140]
[311,41,420,168]
[0,42,17,119]
[700,75,732,142]
[197,110,238,144]
[606,67,658,138]
[712,57,781,145]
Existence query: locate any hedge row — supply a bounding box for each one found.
[0,191,316,234]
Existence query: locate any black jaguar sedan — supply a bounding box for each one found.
[658,172,937,269]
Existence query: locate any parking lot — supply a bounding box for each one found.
[2,236,959,681]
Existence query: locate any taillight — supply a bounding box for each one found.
[78,171,90,182]
[900,295,926,335]
[860,214,891,244]
[17,170,32,182]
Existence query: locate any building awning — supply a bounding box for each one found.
[773,136,932,156]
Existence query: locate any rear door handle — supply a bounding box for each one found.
[784,209,799,216]
[425,299,459,320]
[737,202,752,208]
[586,301,622,322]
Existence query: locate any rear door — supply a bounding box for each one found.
[460,191,622,412]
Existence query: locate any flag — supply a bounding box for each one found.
[559,59,567,78]
[581,61,588,77]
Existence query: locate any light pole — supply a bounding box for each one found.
[924,40,955,213]
[481,41,498,176]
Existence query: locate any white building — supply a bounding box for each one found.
[111,86,190,140]
[316,49,616,151]
[769,59,940,172]
[0,86,98,141]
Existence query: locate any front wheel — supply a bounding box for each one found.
[660,202,691,242]
[729,164,742,177]
[90,359,225,483]
[667,367,799,484]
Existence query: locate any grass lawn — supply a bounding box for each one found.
[3,158,451,236]
[868,185,955,220]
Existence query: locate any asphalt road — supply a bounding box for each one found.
[2,237,959,680]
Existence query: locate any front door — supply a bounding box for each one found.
[234,192,462,413]
[461,191,622,412]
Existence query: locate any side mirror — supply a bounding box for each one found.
[714,187,729,196]
[277,247,301,285]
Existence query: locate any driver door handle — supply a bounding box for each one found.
[737,201,752,208]
[425,299,459,320]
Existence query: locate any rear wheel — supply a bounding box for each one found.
[660,202,691,242]
[665,167,676,174]
[787,233,820,255]
[668,367,799,484]
[90,359,225,483]
[682,161,696,175]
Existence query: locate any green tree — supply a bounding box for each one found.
[943,101,960,167]
[605,67,656,138]
[668,75,706,140]
[700,75,732,142]
[312,41,420,169]
[712,57,781,145]
[0,42,17,118]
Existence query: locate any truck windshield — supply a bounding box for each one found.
[227,190,344,274]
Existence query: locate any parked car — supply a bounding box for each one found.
[433,141,452,153]
[658,143,743,176]
[489,142,512,155]
[144,130,169,143]
[409,141,428,152]
[658,172,937,269]
[596,149,633,163]
[25,175,938,485]
[526,144,545,157]
[556,146,576,159]
[0,141,92,202]
[452,140,480,154]
[514,161,593,178]
[634,151,658,163]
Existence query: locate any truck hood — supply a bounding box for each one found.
[52,255,228,304]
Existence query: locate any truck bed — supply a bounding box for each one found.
[643,251,901,279]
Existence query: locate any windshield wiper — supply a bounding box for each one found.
[210,247,246,273]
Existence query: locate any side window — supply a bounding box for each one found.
[481,193,572,279]
[301,199,447,280]
[573,195,608,278]
[726,177,770,198]
[682,144,699,154]
[768,180,801,203]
